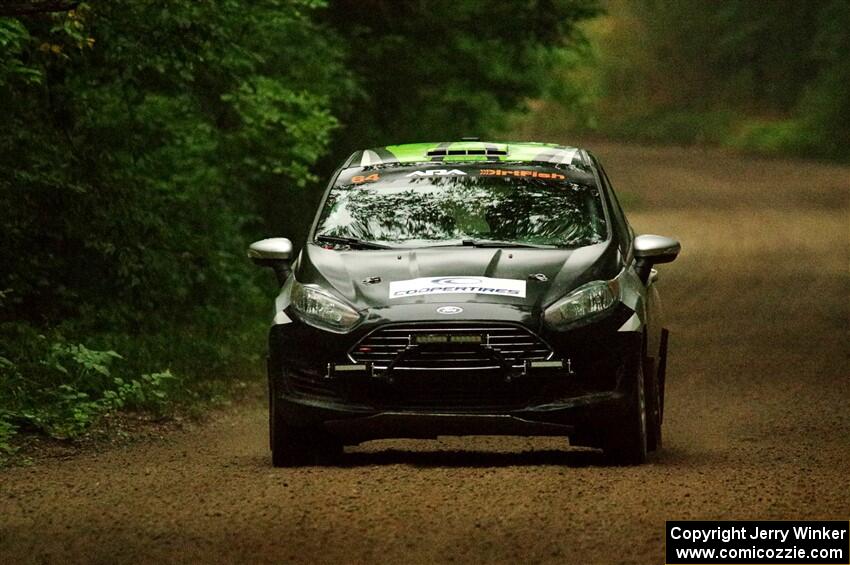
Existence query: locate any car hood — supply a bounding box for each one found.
[294,241,621,313]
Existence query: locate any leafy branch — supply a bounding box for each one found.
[0,1,79,16]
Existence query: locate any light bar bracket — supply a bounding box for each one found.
[325,362,373,380]
[520,358,575,377]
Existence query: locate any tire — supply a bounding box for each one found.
[601,350,648,465]
[270,373,342,468]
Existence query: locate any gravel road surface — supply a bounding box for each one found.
[2,142,848,564]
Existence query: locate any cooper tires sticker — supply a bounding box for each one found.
[389,277,526,299]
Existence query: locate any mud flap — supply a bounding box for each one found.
[658,328,669,424]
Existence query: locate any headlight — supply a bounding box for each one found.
[543,278,620,330]
[290,281,363,333]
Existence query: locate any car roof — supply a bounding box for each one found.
[342,141,587,169]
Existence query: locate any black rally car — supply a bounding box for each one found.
[248,141,681,466]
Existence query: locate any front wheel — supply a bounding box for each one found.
[270,376,342,467]
[601,352,648,465]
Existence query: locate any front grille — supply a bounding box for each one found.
[348,323,553,371]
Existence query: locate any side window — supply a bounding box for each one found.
[598,164,633,249]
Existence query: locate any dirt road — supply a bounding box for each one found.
[2,142,848,564]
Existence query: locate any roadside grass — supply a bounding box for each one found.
[508,99,850,166]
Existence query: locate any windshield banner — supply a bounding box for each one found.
[389,277,526,299]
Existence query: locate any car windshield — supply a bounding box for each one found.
[314,165,607,248]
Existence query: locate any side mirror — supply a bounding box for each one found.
[634,234,680,283]
[634,234,681,264]
[248,238,293,284]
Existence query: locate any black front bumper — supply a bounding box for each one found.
[276,389,628,443]
[268,306,640,442]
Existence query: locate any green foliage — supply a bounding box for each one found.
[725,119,810,155]
[600,110,739,146]
[0,1,596,450]
[0,18,42,86]
[525,0,850,159]
[323,0,600,147]
[0,326,182,440]
[0,0,352,446]
[793,1,850,157]
[0,417,15,456]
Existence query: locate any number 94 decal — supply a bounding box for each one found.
[351,173,380,184]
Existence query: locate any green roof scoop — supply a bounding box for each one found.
[351,140,581,167]
[426,142,508,158]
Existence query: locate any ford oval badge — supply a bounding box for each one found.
[436,306,463,315]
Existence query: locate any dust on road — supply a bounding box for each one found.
[2,142,848,564]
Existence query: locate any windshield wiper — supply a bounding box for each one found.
[432,238,556,249]
[315,234,391,249]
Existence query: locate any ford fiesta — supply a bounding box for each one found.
[248,141,681,466]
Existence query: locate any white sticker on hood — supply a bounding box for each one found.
[389,276,526,299]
